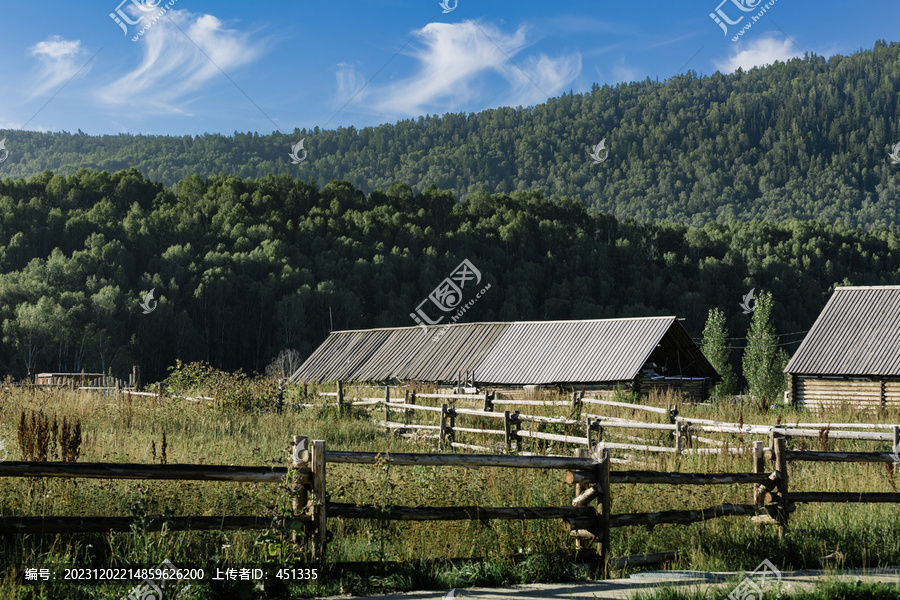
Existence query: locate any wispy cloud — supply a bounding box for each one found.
[714,35,802,73]
[361,20,581,117]
[96,9,262,113]
[28,36,90,98]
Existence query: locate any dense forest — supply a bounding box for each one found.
[2,43,900,227]
[0,169,898,383]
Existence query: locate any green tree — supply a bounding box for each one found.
[701,307,736,398]
[742,291,789,407]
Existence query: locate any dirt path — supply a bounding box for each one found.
[319,567,900,600]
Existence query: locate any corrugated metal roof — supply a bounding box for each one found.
[785,286,900,376]
[290,317,718,385]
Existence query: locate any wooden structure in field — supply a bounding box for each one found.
[290,317,720,401]
[785,285,900,411]
[34,372,105,386]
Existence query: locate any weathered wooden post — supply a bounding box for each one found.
[597,447,611,578]
[407,390,416,424]
[310,439,327,562]
[893,425,899,474]
[447,407,456,446]
[337,381,344,416]
[512,411,522,453]
[291,436,309,546]
[132,365,141,390]
[384,386,390,422]
[573,391,583,413]
[157,381,164,402]
[439,404,449,451]
[675,422,683,454]
[573,448,592,553]
[503,410,512,453]
[482,390,493,412]
[751,440,766,505]
[276,379,284,414]
[773,436,789,536]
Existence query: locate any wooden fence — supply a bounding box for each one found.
[3,434,900,575]
[330,385,900,460]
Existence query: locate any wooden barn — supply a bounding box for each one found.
[785,285,900,411]
[290,317,720,400]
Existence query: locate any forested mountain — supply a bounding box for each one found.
[0,169,898,382]
[3,42,900,227]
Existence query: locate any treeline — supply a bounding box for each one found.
[0,169,899,382]
[3,43,900,227]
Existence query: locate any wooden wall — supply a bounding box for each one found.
[792,375,900,411]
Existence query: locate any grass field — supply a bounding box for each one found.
[2,370,900,599]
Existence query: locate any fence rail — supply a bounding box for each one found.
[2,434,897,576]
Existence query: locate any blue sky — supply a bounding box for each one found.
[0,0,897,136]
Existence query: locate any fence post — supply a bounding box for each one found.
[407,390,416,424]
[574,448,591,552]
[483,391,493,412]
[503,410,512,453]
[448,407,456,446]
[751,440,765,505]
[596,448,611,578]
[674,422,683,454]
[513,411,522,453]
[276,380,284,414]
[773,436,789,536]
[667,404,679,425]
[310,439,327,562]
[337,381,344,416]
[291,436,309,547]
[157,382,164,402]
[893,426,899,474]
[132,365,141,390]
[573,391,583,413]
[440,404,449,451]
[384,386,390,422]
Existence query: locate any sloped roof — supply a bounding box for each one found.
[290,317,718,385]
[785,286,900,376]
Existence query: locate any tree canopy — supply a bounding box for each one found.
[0,170,898,382]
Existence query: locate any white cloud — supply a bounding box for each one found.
[365,20,581,117]
[714,35,801,73]
[96,9,262,113]
[335,62,365,104]
[28,36,90,97]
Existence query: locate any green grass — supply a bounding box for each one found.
[1,380,900,598]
